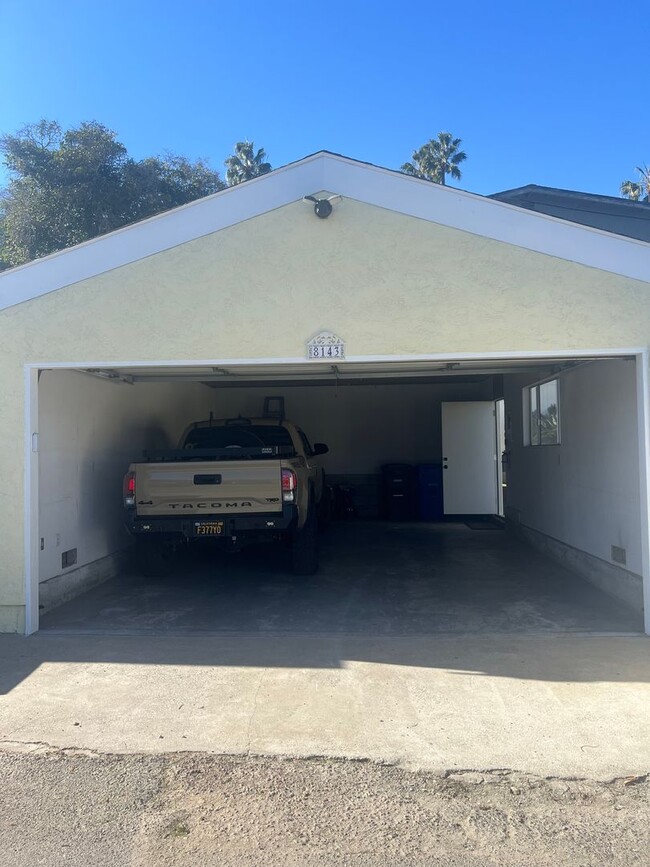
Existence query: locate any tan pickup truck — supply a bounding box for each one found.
[123,417,328,576]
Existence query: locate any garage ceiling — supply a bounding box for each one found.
[68,356,621,387]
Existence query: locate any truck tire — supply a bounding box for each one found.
[135,536,174,578]
[291,502,318,576]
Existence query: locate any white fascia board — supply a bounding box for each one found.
[2,151,650,312]
[324,156,650,283]
[0,155,326,311]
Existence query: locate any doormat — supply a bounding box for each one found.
[464,517,504,530]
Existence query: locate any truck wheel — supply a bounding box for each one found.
[291,503,318,576]
[135,536,174,578]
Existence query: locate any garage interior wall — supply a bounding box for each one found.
[503,358,643,609]
[209,381,496,472]
[38,371,217,611]
[209,380,497,515]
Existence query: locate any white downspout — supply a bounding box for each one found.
[23,366,39,635]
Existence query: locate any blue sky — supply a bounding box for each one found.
[0,0,647,196]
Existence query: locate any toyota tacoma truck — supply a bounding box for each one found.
[123,416,328,576]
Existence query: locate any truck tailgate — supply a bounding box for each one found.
[134,461,283,516]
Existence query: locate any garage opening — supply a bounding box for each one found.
[32,355,646,636]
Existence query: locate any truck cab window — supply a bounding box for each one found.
[298,430,314,457]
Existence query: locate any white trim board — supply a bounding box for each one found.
[24,367,39,635]
[2,152,649,312]
[27,347,646,371]
[635,350,650,635]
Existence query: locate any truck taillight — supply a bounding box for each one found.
[281,468,297,503]
[123,472,135,507]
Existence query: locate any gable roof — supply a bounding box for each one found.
[1,151,649,312]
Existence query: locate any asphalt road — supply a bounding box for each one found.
[1,749,648,866]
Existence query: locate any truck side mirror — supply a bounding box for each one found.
[313,443,329,456]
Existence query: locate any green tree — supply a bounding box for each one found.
[0,120,225,269]
[620,165,650,202]
[401,132,467,185]
[224,140,272,185]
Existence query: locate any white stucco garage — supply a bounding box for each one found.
[1,152,649,636]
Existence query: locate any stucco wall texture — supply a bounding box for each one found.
[1,197,649,631]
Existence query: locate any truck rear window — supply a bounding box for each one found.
[183,425,296,453]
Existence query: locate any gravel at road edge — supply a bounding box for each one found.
[0,749,648,866]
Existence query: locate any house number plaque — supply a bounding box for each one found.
[307,331,345,360]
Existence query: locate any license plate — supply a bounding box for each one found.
[194,521,225,536]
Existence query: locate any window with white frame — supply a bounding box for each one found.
[527,379,560,446]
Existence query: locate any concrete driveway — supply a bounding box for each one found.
[1,631,649,779]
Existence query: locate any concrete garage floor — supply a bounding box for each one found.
[41,521,643,635]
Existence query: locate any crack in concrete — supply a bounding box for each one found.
[1,739,648,788]
[1,720,36,740]
[0,739,100,757]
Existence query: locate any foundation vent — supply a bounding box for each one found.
[62,548,77,569]
[611,545,626,566]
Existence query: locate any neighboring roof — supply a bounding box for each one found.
[1,151,650,312]
[491,183,650,209]
[490,184,650,243]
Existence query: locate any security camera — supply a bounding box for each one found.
[303,194,341,219]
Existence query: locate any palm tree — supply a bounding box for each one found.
[401,132,467,185]
[225,141,272,186]
[620,165,650,202]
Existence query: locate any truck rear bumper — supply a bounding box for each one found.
[125,505,297,538]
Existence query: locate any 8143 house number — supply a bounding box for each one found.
[307,331,345,359]
[308,344,344,359]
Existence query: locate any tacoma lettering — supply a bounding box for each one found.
[168,502,255,509]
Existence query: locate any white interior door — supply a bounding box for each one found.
[441,401,498,515]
